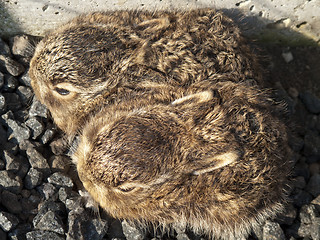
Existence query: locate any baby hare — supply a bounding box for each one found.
[29,9,292,240]
[74,80,291,239]
[30,9,263,136]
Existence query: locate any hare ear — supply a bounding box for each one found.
[192,151,239,175]
[171,91,214,106]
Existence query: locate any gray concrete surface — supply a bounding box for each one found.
[0,0,319,45]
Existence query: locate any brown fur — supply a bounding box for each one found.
[29,9,262,136]
[29,9,292,240]
[74,81,291,239]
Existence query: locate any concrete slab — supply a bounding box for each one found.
[0,0,319,45]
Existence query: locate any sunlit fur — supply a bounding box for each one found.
[29,9,262,136]
[29,9,292,240]
[72,80,291,240]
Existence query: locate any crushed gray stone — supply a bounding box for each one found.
[0,211,19,232]
[26,230,65,240]
[28,97,48,118]
[40,126,56,144]
[2,93,21,111]
[25,117,44,139]
[24,168,43,190]
[16,85,33,106]
[3,75,18,92]
[47,172,74,188]
[262,220,285,240]
[37,182,57,200]
[0,93,5,112]
[34,210,65,235]
[67,206,108,240]
[0,55,25,76]
[122,220,146,240]
[26,147,51,177]
[19,70,31,87]
[0,170,23,194]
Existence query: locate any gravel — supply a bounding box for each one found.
[0,34,319,240]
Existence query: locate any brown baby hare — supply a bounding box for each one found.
[73,80,291,240]
[29,9,292,240]
[29,9,263,136]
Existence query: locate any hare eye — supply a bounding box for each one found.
[54,87,70,96]
[118,186,135,192]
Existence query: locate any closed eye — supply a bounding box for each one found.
[118,186,135,192]
[54,87,70,96]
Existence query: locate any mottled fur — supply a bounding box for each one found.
[30,9,262,136]
[74,81,291,239]
[29,9,292,240]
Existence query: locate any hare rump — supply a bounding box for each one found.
[29,9,292,240]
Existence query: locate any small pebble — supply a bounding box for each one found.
[40,127,56,144]
[0,55,25,76]
[0,211,19,232]
[67,207,108,240]
[34,210,65,235]
[0,170,23,194]
[19,70,31,87]
[3,75,18,92]
[3,150,28,178]
[2,93,22,111]
[32,200,66,227]
[28,193,41,207]
[37,183,57,200]
[16,86,33,105]
[276,204,297,226]
[292,188,313,207]
[8,223,32,240]
[26,230,64,240]
[26,147,51,177]
[262,220,286,240]
[287,87,299,99]
[0,93,6,113]
[29,97,47,118]
[303,130,320,159]
[282,51,294,63]
[309,162,320,176]
[293,176,306,189]
[0,38,11,56]
[122,220,145,240]
[3,150,19,172]
[299,204,318,224]
[49,155,71,173]
[47,172,73,188]
[299,91,320,114]
[306,174,320,197]
[25,117,44,139]
[176,233,191,240]
[24,168,43,190]
[21,189,31,198]
[1,190,22,214]
[50,137,69,155]
[58,187,78,205]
